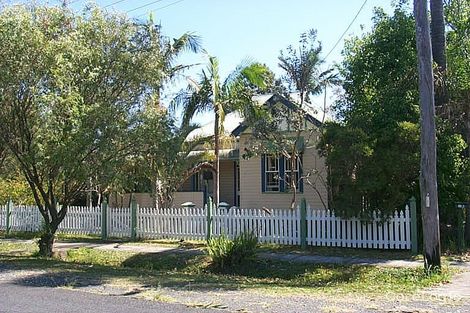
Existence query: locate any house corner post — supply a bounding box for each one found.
[300,198,307,249]
[6,199,13,235]
[410,197,418,254]
[206,197,213,242]
[131,195,138,241]
[101,198,108,241]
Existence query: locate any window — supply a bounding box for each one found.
[264,155,280,192]
[261,154,303,193]
[284,156,300,192]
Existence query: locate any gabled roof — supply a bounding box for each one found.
[231,94,322,137]
[185,94,323,141]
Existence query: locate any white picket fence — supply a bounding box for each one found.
[138,207,207,240]
[60,206,102,235]
[0,204,414,250]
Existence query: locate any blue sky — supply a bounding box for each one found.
[63,0,400,121]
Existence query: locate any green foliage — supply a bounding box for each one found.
[0,4,190,254]
[321,3,470,226]
[131,106,212,208]
[0,178,34,205]
[320,6,420,217]
[207,232,258,268]
[436,121,470,225]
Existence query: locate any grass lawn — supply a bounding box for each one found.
[0,240,454,297]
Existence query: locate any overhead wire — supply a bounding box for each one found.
[322,0,368,61]
[134,0,186,18]
[125,0,166,14]
[103,0,128,9]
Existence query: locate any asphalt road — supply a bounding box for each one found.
[0,282,214,313]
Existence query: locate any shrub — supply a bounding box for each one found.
[207,231,258,268]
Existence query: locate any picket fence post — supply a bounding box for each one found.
[6,199,13,235]
[300,198,307,249]
[409,197,418,254]
[101,198,108,240]
[131,195,138,240]
[206,197,213,242]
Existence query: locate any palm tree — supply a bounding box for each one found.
[430,0,447,113]
[278,29,324,107]
[144,21,202,106]
[173,56,268,205]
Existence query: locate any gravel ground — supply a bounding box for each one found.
[1,262,470,313]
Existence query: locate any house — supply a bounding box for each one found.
[177,94,328,209]
[111,94,328,209]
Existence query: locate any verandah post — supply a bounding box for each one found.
[409,197,418,254]
[6,199,13,235]
[206,197,213,242]
[300,198,307,249]
[101,198,108,240]
[131,195,138,240]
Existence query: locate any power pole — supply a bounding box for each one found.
[414,0,441,270]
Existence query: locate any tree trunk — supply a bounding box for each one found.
[153,178,160,210]
[430,0,448,114]
[430,0,446,71]
[38,230,55,257]
[86,178,93,208]
[290,154,297,210]
[414,0,441,271]
[213,108,220,206]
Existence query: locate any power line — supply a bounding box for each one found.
[135,0,185,18]
[125,0,166,14]
[103,0,128,9]
[322,0,368,61]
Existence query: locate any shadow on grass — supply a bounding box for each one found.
[3,251,373,293]
[258,244,417,260]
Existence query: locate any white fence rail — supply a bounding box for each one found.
[0,203,414,250]
[59,206,102,235]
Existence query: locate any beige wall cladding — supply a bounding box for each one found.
[238,133,328,210]
[109,192,204,208]
[219,160,236,206]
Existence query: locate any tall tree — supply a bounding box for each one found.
[444,0,470,243]
[173,56,268,205]
[319,7,421,218]
[0,5,171,256]
[431,0,447,70]
[414,0,441,270]
[430,0,448,114]
[278,29,324,106]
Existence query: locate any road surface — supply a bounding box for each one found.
[0,282,214,313]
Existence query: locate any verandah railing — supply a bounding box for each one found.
[0,199,418,250]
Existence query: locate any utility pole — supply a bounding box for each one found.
[414,0,441,270]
